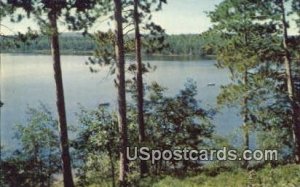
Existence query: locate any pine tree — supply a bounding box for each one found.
[112,0,128,185]
[208,0,288,166]
[209,0,260,167]
[5,1,75,185]
[278,0,300,164]
[133,0,147,176]
[131,0,167,177]
[254,0,300,163]
[209,0,300,163]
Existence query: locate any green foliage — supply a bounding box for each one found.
[143,80,214,173]
[292,0,300,32]
[0,104,60,187]
[137,164,300,187]
[162,34,208,56]
[0,33,95,53]
[87,31,116,73]
[72,105,119,187]
[123,0,168,54]
[207,0,299,160]
[0,25,38,49]
[72,80,214,185]
[66,0,112,34]
[208,1,265,158]
[1,33,214,56]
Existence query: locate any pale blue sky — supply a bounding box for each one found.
[1,0,298,35]
[151,0,223,34]
[1,0,223,35]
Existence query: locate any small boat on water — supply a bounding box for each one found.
[99,102,110,107]
[207,83,216,87]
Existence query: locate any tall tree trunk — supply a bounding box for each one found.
[107,144,116,187]
[242,32,250,168]
[48,13,75,187]
[133,0,148,177]
[242,69,249,168]
[280,0,300,163]
[113,0,129,186]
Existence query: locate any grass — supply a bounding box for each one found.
[52,164,300,187]
[138,164,300,187]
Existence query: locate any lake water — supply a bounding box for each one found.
[1,54,243,150]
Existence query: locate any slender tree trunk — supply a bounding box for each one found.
[48,13,75,187]
[280,0,300,163]
[33,144,38,187]
[107,144,116,187]
[242,69,249,168]
[242,32,250,168]
[113,0,129,186]
[133,0,148,177]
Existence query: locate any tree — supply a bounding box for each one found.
[208,0,300,164]
[1,105,60,187]
[277,0,300,163]
[130,0,167,177]
[6,0,75,185]
[112,0,128,185]
[253,0,300,163]
[49,7,74,186]
[143,80,214,173]
[0,1,38,51]
[208,0,263,167]
[72,80,214,185]
[132,0,147,177]
[73,106,119,187]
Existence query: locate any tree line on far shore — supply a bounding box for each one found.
[1,33,215,56]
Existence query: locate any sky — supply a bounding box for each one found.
[0,0,223,35]
[0,0,298,35]
[151,0,223,34]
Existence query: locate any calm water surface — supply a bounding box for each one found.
[1,54,243,150]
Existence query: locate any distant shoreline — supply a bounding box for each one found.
[1,50,216,59]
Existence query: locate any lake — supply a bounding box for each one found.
[1,54,244,151]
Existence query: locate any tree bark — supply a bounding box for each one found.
[280,0,300,163]
[133,0,148,177]
[107,144,116,187]
[48,13,75,187]
[242,32,250,168]
[242,69,249,168]
[113,0,129,186]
